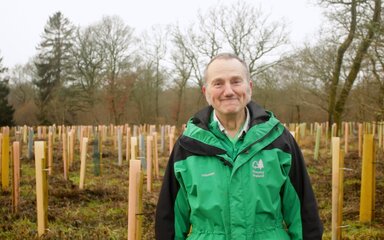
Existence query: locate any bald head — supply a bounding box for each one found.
[203,53,250,85]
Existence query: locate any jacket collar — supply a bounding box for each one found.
[182,101,281,156]
[191,101,271,130]
[213,107,250,135]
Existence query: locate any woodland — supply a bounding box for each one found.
[0,1,383,239]
[0,0,382,128]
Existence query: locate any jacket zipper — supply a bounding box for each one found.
[233,124,280,162]
[217,156,233,168]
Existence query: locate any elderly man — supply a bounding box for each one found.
[155,53,323,240]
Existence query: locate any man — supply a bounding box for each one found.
[155,53,323,239]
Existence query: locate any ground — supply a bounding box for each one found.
[0,133,383,239]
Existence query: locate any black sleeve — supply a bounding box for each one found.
[155,148,180,240]
[285,129,324,240]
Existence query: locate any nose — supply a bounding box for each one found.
[223,82,235,97]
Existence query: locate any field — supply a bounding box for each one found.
[0,131,383,239]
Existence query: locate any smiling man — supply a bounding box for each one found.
[155,53,323,240]
[202,55,252,140]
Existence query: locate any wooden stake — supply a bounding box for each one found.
[314,124,321,160]
[139,134,145,167]
[378,122,383,150]
[98,129,103,176]
[325,122,329,150]
[28,128,34,160]
[381,122,384,150]
[92,134,101,176]
[79,137,89,190]
[48,132,53,175]
[146,136,153,192]
[23,125,27,143]
[310,123,314,136]
[62,130,68,180]
[126,126,131,163]
[69,129,74,167]
[344,122,349,154]
[331,137,341,240]
[113,126,117,150]
[337,150,345,240]
[14,130,22,159]
[12,141,20,213]
[359,134,375,223]
[117,127,122,166]
[160,125,165,154]
[128,160,141,240]
[153,132,159,179]
[58,126,62,142]
[296,125,301,144]
[37,126,42,139]
[331,123,337,137]
[136,172,144,240]
[79,126,84,154]
[300,123,306,139]
[131,137,137,161]
[42,126,47,140]
[358,123,363,158]
[52,125,56,145]
[2,127,10,191]
[35,141,48,237]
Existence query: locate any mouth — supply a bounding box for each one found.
[221,97,238,101]
[221,98,238,102]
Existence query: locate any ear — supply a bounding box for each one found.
[247,80,253,98]
[202,85,206,95]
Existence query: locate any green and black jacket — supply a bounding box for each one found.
[155,101,323,240]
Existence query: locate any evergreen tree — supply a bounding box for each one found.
[0,55,15,126]
[33,11,75,124]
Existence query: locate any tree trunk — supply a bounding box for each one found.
[174,87,184,126]
[296,105,301,123]
[328,0,381,132]
[333,0,381,128]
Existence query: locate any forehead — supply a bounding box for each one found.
[206,58,247,81]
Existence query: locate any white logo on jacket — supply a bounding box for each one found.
[252,159,265,178]
[201,172,215,177]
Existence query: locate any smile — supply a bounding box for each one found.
[221,98,238,101]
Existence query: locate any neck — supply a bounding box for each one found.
[216,109,246,138]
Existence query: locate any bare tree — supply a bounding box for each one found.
[72,25,105,123]
[6,63,39,124]
[288,42,336,115]
[215,1,288,78]
[95,15,135,124]
[130,62,157,123]
[8,63,35,104]
[139,26,168,122]
[322,0,382,129]
[169,1,288,96]
[170,27,193,125]
[367,24,384,119]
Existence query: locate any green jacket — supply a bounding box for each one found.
[156,101,323,239]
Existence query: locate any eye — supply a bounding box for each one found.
[212,81,223,87]
[232,78,243,85]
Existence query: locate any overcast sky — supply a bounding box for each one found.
[0,0,325,68]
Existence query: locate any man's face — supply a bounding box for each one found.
[202,58,252,118]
